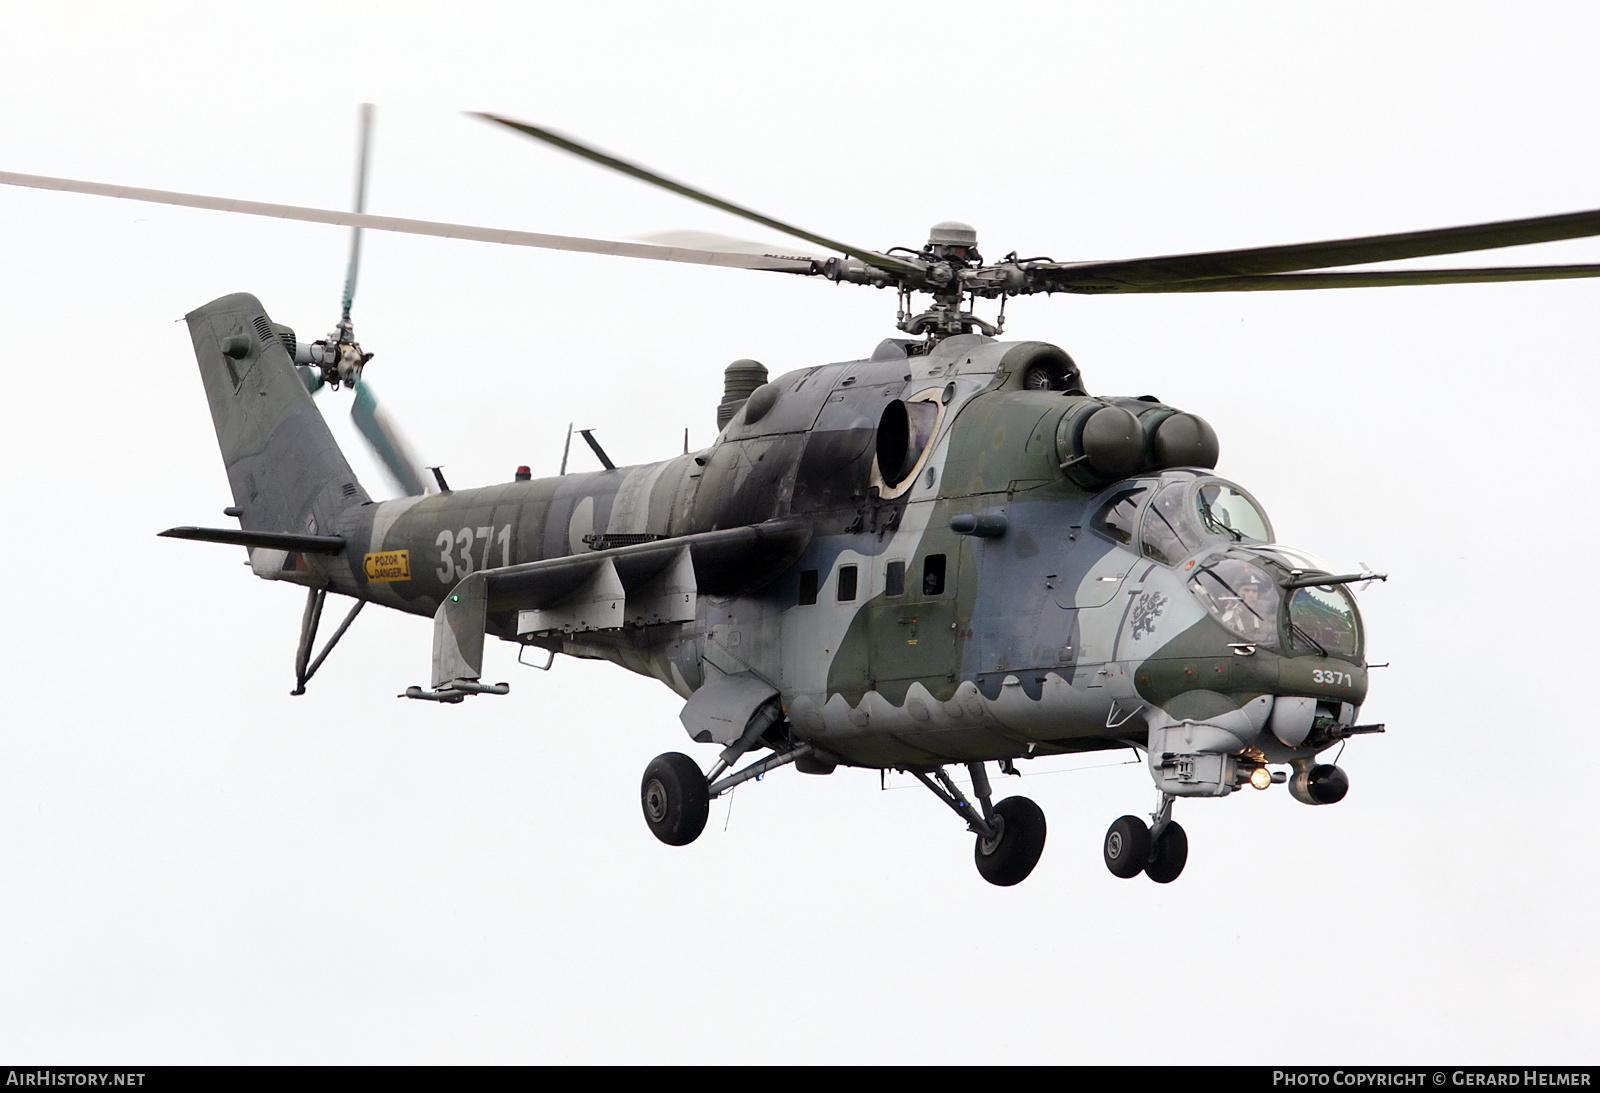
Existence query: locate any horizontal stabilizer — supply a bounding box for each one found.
[159,526,347,554]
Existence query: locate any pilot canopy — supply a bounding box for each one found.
[1090,469,1273,564]
[1089,469,1363,658]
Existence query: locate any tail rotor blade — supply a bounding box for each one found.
[350,379,429,497]
[342,103,374,322]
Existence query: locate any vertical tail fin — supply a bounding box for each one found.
[186,293,370,544]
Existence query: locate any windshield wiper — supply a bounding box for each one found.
[1198,499,1243,541]
[1290,621,1327,657]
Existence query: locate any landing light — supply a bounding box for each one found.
[1250,767,1273,791]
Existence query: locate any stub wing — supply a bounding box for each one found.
[417,518,810,695]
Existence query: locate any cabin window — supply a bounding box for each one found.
[885,560,906,597]
[798,569,819,606]
[837,565,858,602]
[922,554,946,596]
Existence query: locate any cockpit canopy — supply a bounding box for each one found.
[1089,470,1273,564]
[1090,470,1362,659]
[1188,552,1362,658]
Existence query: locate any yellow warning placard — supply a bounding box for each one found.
[364,550,411,582]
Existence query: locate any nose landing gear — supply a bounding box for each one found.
[1103,795,1189,883]
[1144,820,1188,884]
[1103,814,1151,878]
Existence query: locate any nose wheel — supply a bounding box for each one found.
[1143,820,1188,884]
[1103,814,1151,878]
[1103,797,1189,883]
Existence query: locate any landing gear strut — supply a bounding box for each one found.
[639,704,818,847]
[912,762,1047,887]
[1103,793,1188,883]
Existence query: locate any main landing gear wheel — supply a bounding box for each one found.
[641,752,709,847]
[1144,820,1188,884]
[1103,814,1152,879]
[974,796,1047,887]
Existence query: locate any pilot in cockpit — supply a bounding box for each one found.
[1221,573,1275,643]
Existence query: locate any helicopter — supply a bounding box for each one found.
[9,109,1600,888]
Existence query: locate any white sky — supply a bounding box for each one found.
[1,0,1596,1065]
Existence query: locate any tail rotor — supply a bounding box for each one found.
[293,104,427,497]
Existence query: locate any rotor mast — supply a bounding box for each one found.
[896,221,1002,340]
[822,220,1026,342]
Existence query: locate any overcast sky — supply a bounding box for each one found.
[1,1,1595,1064]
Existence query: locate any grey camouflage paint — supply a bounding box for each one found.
[185,292,1368,795]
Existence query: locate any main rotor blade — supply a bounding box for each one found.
[473,112,919,275]
[0,170,823,274]
[342,102,374,322]
[1063,263,1600,293]
[635,229,832,263]
[350,379,429,497]
[1039,207,1600,290]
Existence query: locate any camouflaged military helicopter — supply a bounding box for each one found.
[11,109,1600,887]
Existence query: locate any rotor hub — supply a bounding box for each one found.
[924,220,982,265]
